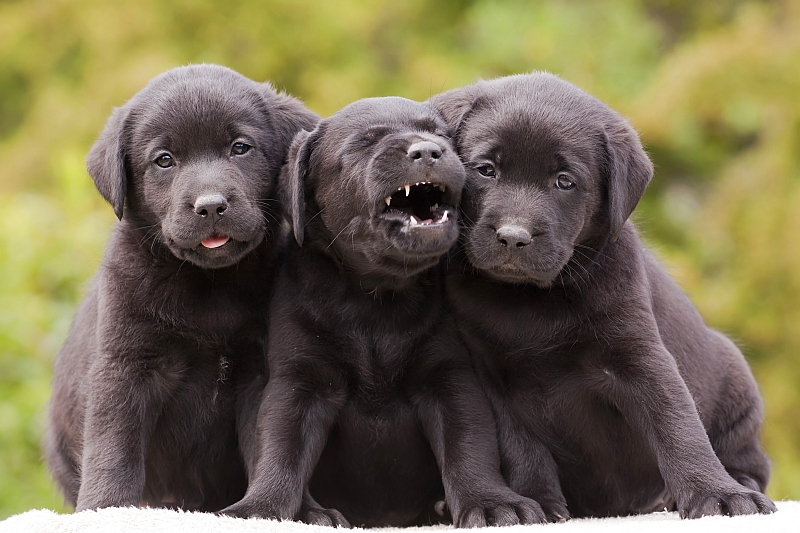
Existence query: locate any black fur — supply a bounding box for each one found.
[220,97,545,527]
[429,72,776,520]
[45,64,319,511]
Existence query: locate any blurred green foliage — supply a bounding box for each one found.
[1,0,798,519]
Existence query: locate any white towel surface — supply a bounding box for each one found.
[2,502,798,533]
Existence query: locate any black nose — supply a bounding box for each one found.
[407,141,442,163]
[194,194,228,221]
[497,225,532,248]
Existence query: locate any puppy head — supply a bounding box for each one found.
[282,97,465,282]
[429,73,653,286]
[86,64,318,269]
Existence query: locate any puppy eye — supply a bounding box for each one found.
[555,174,575,190]
[154,154,174,168]
[476,164,496,178]
[231,142,251,156]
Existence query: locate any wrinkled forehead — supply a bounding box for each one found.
[462,96,604,174]
[320,97,448,148]
[128,74,266,150]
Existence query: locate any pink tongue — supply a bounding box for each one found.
[201,235,229,249]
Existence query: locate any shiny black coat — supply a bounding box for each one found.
[430,73,775,520]
[46,64,318,512]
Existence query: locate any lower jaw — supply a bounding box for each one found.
[479,265,556,286]
[172,239,258,269]
[381,238,457,263]
[386,222,459,253]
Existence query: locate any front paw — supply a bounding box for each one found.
[218,496,296,521]
[678,485,776,519]
[539,499,570,522]
[453,492,546,527]
[299,504,351,528]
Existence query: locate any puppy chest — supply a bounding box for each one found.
[335,402,426,454]
[143,336,255,407]
[333,332,417,387]
[175,296,261,338]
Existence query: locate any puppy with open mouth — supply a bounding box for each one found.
[45,64,319,512]
[429,73,776,520]
[219,97,545,527]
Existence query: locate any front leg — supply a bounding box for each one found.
[606,341,776,518]
[415,364,546,527]
[491,400,568,522]
[220,366,346,521]
[76,354,164,510]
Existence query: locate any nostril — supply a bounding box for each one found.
[407,141,442,162]
[194,193,228,218]
[496,225,532,249]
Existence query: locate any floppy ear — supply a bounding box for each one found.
[427,87,481,143]
[260,83,320,163]
[603,119,653,241]
[86,106,129,220]
[280,124,326,247]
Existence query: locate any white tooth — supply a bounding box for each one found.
[405,184,411,196]
[385,197,392,206]
[398,187,403,191]
[409,215,419,226]
[441,210,449,222]
[430,203,438,212]
[436,184,446,192]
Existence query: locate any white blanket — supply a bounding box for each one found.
[2,502,797,533]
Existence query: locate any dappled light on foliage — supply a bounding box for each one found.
[631,0,800,499]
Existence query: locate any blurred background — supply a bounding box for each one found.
[1,0,799,519]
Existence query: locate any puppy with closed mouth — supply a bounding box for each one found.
[430,73,776,520]
[45,64,318,512]
[219,97,545,527]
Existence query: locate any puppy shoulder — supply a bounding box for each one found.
[590,222,653,298]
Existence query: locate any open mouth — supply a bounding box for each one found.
[200,234,230,249]
[380,181,450,227]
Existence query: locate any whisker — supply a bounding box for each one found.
[304,207,326,230]
[175,259,189,276]
[149,229,163,256]
[326,223,352,251]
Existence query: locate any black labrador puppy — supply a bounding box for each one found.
[220,97,544,528]
[45,64,318,512]
[429,73,777,520]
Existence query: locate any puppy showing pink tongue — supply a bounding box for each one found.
[201,235,229,248]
